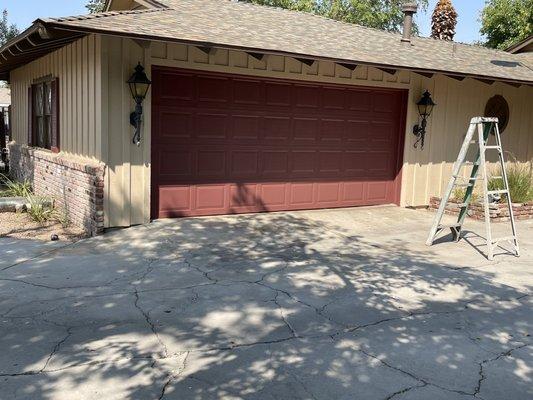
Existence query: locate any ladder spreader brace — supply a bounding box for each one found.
[426,117,520,260]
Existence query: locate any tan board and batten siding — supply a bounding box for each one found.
[9,35,533,228]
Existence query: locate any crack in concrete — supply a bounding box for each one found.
[474,343,529,397]
[0,241,78,272]
[384,383,427,400]
[0,325,73,377]
[357,347,479,398]
[272,291,298,338]
[158,351,189,400]
[131,260,170,359]
[0,278,107,291]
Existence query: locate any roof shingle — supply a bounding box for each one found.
[14,0,533,84]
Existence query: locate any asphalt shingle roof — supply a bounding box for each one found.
[21,0,533,84]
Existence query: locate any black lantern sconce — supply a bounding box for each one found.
[127,63,152,146]
[413,90,436,149]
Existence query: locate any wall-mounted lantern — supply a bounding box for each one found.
[127,63,152,146]
[413,90,436,149]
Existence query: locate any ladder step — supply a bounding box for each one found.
[463,161,480,166]
[492,236,517,244]
[453,175,483,181]
[491,176,503,179]
[484,146,502,151]
[488,189,508,195]
[454,183,474,188]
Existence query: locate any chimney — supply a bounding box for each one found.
[401,2,418,43]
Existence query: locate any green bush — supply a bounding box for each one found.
[452,187,480,203]
[25,195,55,223]
[488,162,533,204]
[0,174,31,197]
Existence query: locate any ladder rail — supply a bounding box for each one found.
[426,117,520,260]
[493,123,520,257]
[426,121,477,245]
[478,122,494,260]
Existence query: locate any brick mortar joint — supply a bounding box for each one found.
[9,143,105,176]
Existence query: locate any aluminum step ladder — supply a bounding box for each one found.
[426,117,520,260]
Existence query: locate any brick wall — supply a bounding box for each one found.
[429,196,533,222]
[8,143,105,235]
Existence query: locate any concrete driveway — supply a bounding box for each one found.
[0,206,531,400]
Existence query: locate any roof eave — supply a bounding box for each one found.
[506,35,533,54]
[0,20,86,81]
[41,21,533,87]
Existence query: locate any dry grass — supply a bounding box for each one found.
[0,212,87,242]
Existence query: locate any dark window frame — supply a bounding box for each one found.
[29,76,59,152]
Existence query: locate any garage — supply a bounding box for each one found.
[151,67,407,218]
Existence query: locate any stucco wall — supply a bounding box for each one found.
[9,34,533,229]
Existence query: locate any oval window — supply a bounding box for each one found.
[484,95,510,133]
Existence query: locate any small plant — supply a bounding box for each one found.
[488,158,533,204]
[0,174,31,197]
[452,187,480,203]
[26,195,55,224]
[56,206,71,228]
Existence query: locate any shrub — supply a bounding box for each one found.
[25,195,55,223]
[452,187,480,203]
[0,174,31,197]
[488,162,533,204]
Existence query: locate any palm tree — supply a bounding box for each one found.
[431,0,458,41]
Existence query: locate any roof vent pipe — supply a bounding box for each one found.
[401,2,418,43]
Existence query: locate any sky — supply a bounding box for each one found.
[4,0,486,43]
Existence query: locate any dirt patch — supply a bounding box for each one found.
[0,212,87,242]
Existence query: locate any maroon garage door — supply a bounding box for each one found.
[151,67,407,218]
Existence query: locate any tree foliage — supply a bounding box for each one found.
[0,9,19,47]
[86,0,106,14]
[480,0,533,49]
[242,0,429,33]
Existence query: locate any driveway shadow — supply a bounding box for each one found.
[0,209,531,399]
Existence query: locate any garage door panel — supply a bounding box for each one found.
[159,109,193,139]
[234,79,264,105]
[262,151,290,176]
[232,115,260,141]
[230,184,259,208]
[318,151,342,174]
[197,150,226,177]
[317,182,340,203]
[263,116,291,142]
[290,183,314,205]
[347,89,371,111]
[295,85,320,108]
[292,151,317,174]
[152,68,405,218]
[266,82,291,106]
[342,182,365,202]
[197,75,230,103]
[260,184,286,206]
[156,72,194,102]
[323,87,346,110]
[159,150,193,178]
[196,185,227,210]
[231,151,259,176]
[367,182,389,202]
[320,119,344,142]
[293,118,318,142]
[196,113,228,140]
[159,186,192,215]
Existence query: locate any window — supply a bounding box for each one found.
[29,77,59,152]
